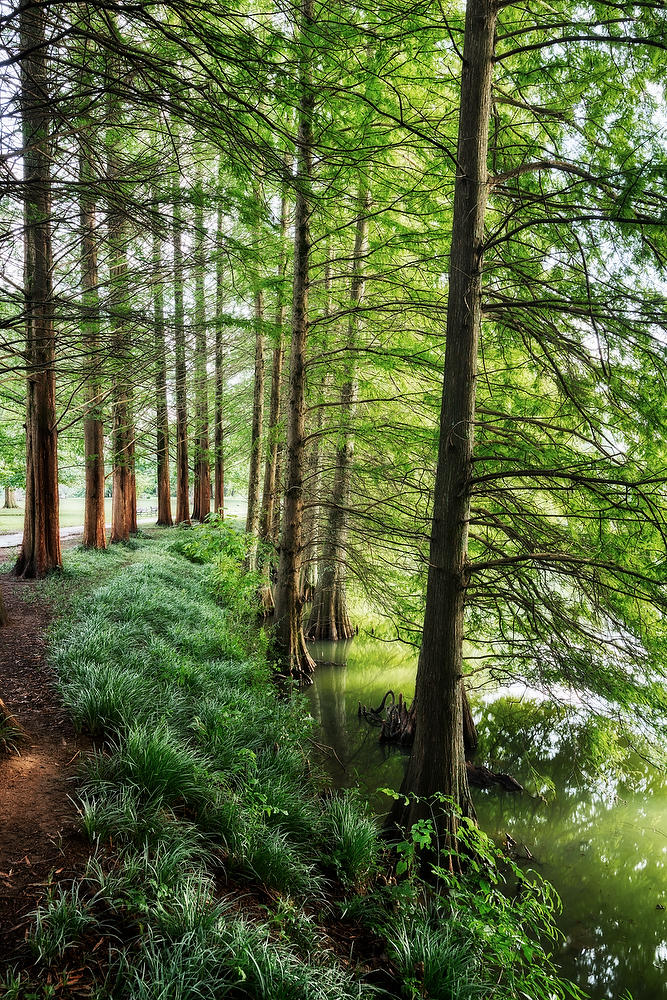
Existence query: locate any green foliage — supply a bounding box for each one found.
[18,533,583,1000]
[28,884,102,964]
[382,790,585,1000]
[37,533,378,997]
[320,793,381,890]
[0,417,25,490]
[169,517,267,626]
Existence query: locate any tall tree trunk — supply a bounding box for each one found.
[299,397,322,603]
[15,0,62,578]
[273,0,316,680]
[173,178,190,525]
[304,250,333,591]
[3,487,17,509]
[80,148,106,549]
[107,72,136,545]
[192,171,211,522]
[214,172,225,517]
[108,224,134,544]
[259,182,289,546]
[307,180,370,639]
[392,0,496,837]
[245,179,266,566]
[0,588,6,627]
[152,194,173,526]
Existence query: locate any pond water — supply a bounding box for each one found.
[306,636,667,1000]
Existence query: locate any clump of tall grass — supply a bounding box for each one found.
[28,884,104,964]
[320,793,381,890]
[388,910,487,1000]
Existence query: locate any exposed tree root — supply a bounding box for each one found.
[360,689,522,794]
[359,687,479,753]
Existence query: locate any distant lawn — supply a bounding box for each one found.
[0,497,112,535]
[0,494,248,535]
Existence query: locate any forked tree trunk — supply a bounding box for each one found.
[391,0,496,837]
[273,0,316,681]
[307,180,370,639]
[15,0,62,579]
[214,170,225,517]
[259,182,289,546]
[152,195,173,526]
[173,179,190,525]
[80,148,106,549]
[192,172,211,522]
[3,487,17,509]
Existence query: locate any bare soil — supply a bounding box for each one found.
[0,547,92,969]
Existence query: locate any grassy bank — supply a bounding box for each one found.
[3,527,582,999]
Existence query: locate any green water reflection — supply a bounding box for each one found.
[307,637,667,1000]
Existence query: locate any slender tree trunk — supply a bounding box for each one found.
[273,0,316,680]
[392,0,496,837]
[126,397,137,534]
[214,172,225,517]
[299,401,322,603]
[273,408,287,545]
[192,171,210,522]
[15,0,62,578]
[3,487,17,509]
[152,194,173,526]
[307,180,370,639]
[259,182,289,546]
[80,148,106,549]
[0,588,6,627]
[245,209,265,564]
[107,211,135,542]
[108,225,133,545]
[173,178,190,525]
[106,72,136,545]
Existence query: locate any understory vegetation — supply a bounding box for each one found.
[4,528,582,999]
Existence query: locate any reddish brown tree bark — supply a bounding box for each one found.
[15,0,62,578]
[392,0,496,835]
[3,488,17,509]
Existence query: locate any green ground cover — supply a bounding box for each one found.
[3,527,581,999]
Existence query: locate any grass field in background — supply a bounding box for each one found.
[0,495,249,535]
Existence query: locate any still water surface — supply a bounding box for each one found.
[306,636,667,1000]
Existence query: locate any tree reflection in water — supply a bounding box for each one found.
[307,640,667,1000]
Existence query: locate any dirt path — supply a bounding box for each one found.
[0,553,92,967]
